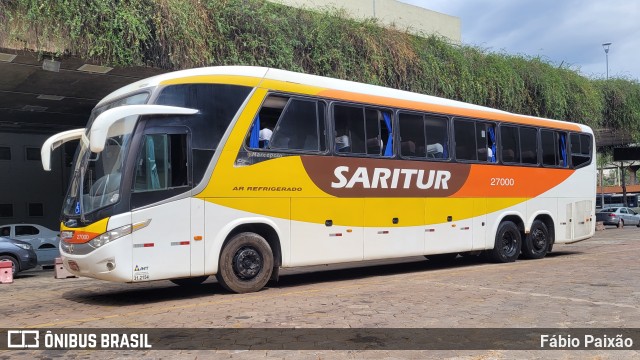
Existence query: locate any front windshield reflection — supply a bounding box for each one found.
[63,93,148,219]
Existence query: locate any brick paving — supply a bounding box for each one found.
[1,227,639,359]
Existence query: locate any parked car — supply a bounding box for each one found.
[0,224,60,265]
[596,207,640,228]
[0,237,38,275]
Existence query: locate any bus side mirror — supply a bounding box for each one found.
[89,105,198,153]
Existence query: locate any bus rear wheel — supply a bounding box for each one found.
[487,221,521,263]
[216,232,273,294]
[522,220,549,259]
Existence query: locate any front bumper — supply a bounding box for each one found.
[60,235,133,282]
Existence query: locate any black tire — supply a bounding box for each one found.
[0,255,19,275]
[618,219,624,229]
[487,221,521,263]
[216,232,273,294]
[426,253,458,263]
[170,276,209,287]
[522,220,549,259]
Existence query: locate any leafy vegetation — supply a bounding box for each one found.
[1,0,639,138]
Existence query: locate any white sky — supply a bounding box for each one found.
[398,0,640,81]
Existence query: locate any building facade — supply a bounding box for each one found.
[270,0,461,43]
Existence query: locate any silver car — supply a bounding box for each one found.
[0,224,60,265]
[596,207,640,228]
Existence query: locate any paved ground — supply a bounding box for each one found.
[1,226,639,359]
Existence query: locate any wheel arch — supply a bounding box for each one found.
[490,212,525,249]
[530,213,556,251]
[222,223,282,268]
[209,218,283,275]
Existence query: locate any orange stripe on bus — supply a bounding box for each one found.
[452,165,574,198]
[319,89,583,132]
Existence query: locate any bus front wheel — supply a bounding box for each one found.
[521,220,549,259]
[216,232,273,294]
[487,221,521,263]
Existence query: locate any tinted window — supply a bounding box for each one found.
[399,112,424,157]
[0,204,12,217]
[500,126,520,163]
[269,99,326,152]
[475,122,496,163]
[454,120,477,161]
[425,117,448,159]
[571,133,592,168]
[334,104,391,156]
[520,127,538,164]
[541,130,558,166]
[16,225,39,236]
[26,147,41,161]
[334,104,365,154]
[28,203,44,217]
[0,147,10,160]
[155,84,251,150]
[133,133,189,192]
[541,130,569,167]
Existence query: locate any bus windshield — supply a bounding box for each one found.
[63,93,150,218]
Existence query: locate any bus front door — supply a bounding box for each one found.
[129,129,193,281]
[131,198,192,281]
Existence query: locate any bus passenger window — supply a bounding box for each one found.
[454,119,477,161]
[399,112,423,157]
[474,123,496,163]
[500,126,520,163]
[570,133,592,168]
[249,96,326,153]
[425,116,448,159]
[541,130,558,166]
[520,127,538,164]
[334,105,364,154]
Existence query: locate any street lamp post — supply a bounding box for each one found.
[600,43,612,208]
[602,42,611,79]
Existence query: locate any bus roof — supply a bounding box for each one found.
[98,66,591,134]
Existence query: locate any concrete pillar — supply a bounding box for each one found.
[628,165,640,185]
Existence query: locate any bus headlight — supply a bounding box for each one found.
[89,224,132,249]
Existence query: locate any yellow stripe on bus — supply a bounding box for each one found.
[206,197,528,227]
[159,75,263,87]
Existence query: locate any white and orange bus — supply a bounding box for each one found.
[41,66,596,293]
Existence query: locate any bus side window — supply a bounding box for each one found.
[558,132,568,167]
[541,130,557,166]
[247,96,326,153]
[500,125,520,163]
[270,99,325,151]
[133,133,189,192]
[247,95,287,150]
[454,119,477,161]
[474,123,496,163]
[333,104,364,154]
[570,133,592,168]
[398,112,423,157]
[425,116,448,159]
[520,126,538,165]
